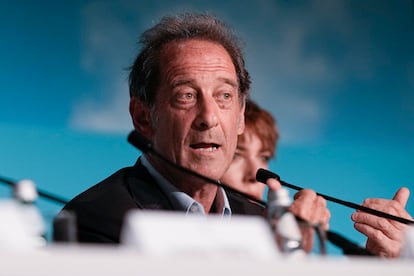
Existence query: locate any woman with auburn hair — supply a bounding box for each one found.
[221,99,279,201]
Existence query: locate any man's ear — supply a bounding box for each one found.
[237,101,246,135]
[129,97,154,138]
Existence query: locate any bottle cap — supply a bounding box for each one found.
[267,188,291,205]
[13,179,38,203]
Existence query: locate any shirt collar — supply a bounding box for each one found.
[140,155,231,216]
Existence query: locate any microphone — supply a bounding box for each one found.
[256,168,414,225]
[127,130,267,207]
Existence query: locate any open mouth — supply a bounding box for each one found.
[190,143,220,152]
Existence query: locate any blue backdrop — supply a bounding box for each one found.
[1,0,413,255]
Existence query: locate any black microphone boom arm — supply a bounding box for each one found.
[256,168,414,225]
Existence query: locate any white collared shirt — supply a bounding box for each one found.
[141,155,231,216]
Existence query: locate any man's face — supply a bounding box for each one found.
[144,39,245,180]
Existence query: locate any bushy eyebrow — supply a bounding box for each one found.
[170,77,238,89]
[171,79,193,88]
[218,77,238,89]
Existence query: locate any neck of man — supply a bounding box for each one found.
[179,181,219,214]
[147,154,220,214]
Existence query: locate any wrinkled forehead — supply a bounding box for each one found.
[157,39,244,104]
[159,39,236,72]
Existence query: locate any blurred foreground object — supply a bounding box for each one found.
[0,179,46,249]
[121,210,279,259]
[401,225,414,259]
[53,210,77,243]
[267,188,306,257]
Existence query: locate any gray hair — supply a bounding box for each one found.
[128,12,250,106]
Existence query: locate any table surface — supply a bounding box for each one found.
[1,245,413,276]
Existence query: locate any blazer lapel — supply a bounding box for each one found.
[127,159,175,211]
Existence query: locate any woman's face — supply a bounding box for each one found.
[220,128,272,200]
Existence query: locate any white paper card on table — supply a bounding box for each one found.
[120,210,279,259]
[0,200,46,250]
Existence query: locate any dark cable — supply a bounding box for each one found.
[0,175,69,205]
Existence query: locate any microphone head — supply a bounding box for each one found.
[127,131,153,153]
[256,168,281,184]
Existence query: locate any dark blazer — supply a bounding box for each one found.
[62,158,265,243]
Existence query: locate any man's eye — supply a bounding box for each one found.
[175,92,196,103]
[223,93,231,100]
[180,93,194,100]
[216,91,234,108]
[219,92,232,101]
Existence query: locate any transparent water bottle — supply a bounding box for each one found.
[267,188,304,255]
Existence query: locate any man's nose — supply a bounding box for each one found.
[193,98,219,130]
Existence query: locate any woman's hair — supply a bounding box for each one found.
[240,99,279,157]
